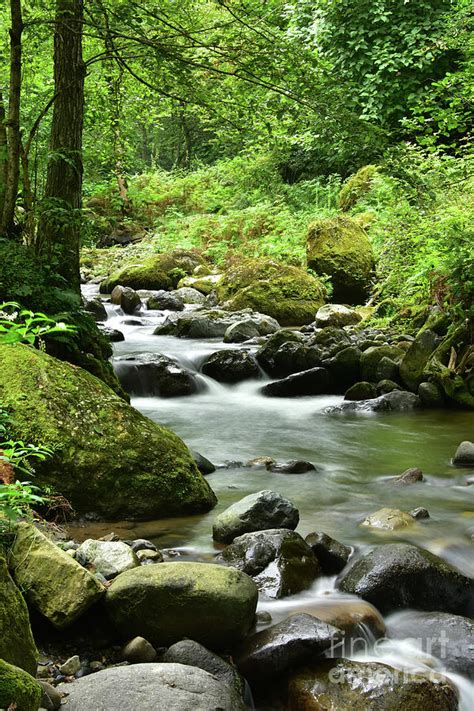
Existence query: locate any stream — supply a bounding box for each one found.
[77,284,474,707]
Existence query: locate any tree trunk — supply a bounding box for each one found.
[1,0,23,236]
[0,91,8,221]
[107,64,131,216]
[38,0,85,294]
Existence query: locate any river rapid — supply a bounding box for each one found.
[76,284,474,707]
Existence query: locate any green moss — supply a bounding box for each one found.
[0,659,42,711]
[0,345,217,519]
[0,557,38,675]
[216,259,326,326]
[337,165,379,211]
[307,216,375,304]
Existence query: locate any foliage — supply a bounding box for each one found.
[0,481,46,522]
[0,302,76,345]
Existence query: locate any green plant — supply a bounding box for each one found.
[0,302,77,345]
[0,481,46,523]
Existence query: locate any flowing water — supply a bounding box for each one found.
[78,285,474,706]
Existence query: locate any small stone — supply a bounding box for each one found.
[99,533,121,542]
[37,664,53,679]
[394,467,424,485]
[270,460,316,474]
[130,539,158,554]
[247,456,276,470]
[39,680,62,710]
[137,549,163,563]
[89,661,105,673]
[59,655,81,676]
[453,441,474,467]
[122,636,157,664]
[256,611,272,624]
[410,507,430,520]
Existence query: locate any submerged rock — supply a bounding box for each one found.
[394,467,424,485]
[201,349,260,383]
[270,460,316,474]
[212,490,299,543]
[0,556,38,675]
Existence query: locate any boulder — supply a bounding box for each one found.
[0,345,216,519]
[304,532,351,574]
[114,353,200,397]
[337,543,474,615]
[121,637,157,664]
[337,165,379,211]
[400,329,440,391]
[344,381,376,400]
[394,467,424,485]
[9,523,105,628]
[256,330,305,375]
[376,378,401,395]
[147,290,184,311]
[0,659,42,711]
[191,450,216,475]
[0,556,38,675]
[270,460,316,474]
[57,663,245,711]
[172,286,206,304]
[99,326,125,342]
[323,346,361,390]
[236,614,343,682]
[120,287,141,314]
[213,490,299,544]
[105,562,258,648]
[201,350,260,383]
[100,249,207,292]
[257,334,321,378]
[360,345,404,382]
[216,258,326,326]
[219,529,320,598]
[375,356,399,382]
[261,367,331,397]
[410,507,430,520]
[287,659,458,710]
[39,680,62,710]
[224,320,261,343]
[310,326,351,356]
[361,507,415,531]
[453,441,474,467]
[153,309,236,338]
[282,600,385,639]
[418,381,445,407]
[315,304,362,328]
[306,216,374,304]
[177,273,222,295]
[129,539,158,554]
[387,610,474,678]
[83,296,107,321]
[326,390,421,413]
[76,539,139,580]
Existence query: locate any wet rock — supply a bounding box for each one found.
[0,659,42,711]
[60,655,81,676]
[375,356,399,382]
[76,539,139,580]
[219,529,320,599]
[256,330,305,376]
[153,309,236,338]
[224,320,260,343]
[410,507,430,520]
[394,467,424,485]
[400,329,440,391]
[0,556,38,676]
[172,286,206,304]
[147,290,184,311]
[137,549,163,564]
[261,367,331,397]
[39,680,62,710]
[287,659,458,711]
[114,353,200,397]
[315,304,362,328]
[361,507,416,531]
[129,539,158,553]
[283,600,386,640]
[105,562,258,648]
[453,441,474,467]
[247,455,276,470]
[212,490,299,543]
[201,349,260,383]
[305,531,351,574]
[270,460,316,474]
[327,390,421,413]
[387,610,474,678]
[83,296,107,321]
[418,381,445,407]
[236,613,343,682]
[191,450,216,475]
[99,326,125,342]
[360,345,404,382]
[57,663,245,711]
[310,326,351,357]
[376,378,401,395]
[323,346,361,390]
[112,285,141,314]
[344,381,376,400]
[337,543,474,615]
[122,636,157,663]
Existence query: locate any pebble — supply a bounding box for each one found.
[410,507,430,520]
[59,655,81,676]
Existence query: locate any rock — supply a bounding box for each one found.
[387,610,474,678]
[9,523,104,629]
[122,637,157,663]
[59,656,81,676]
[99,326,125,342]
[212,490,299,544]
[0,345,216,519]
[261,367,331,397]
[105,562,258,648]
[178,273,222,295]
[0,659,42,711]
[310,326,351,356]
[172,286,206,304]
[337,165,379,211]
[360,345,404,382]
[270,460,316,474]
[323,346,361,390]
[337,543,474,615]
[453,441,474,467]
[223,320,260,343]
[410,507,430,519]
[201,349,260,383]
[306,216,374,303]
[191,450,216,475]
[114,353,200,397]
[76,539,139,579]
[376,378,401,395]
[120,287,141,314]
[305,532,351,574]
[375,356,399,382]
[400,329,440,391]
[219,529,320,598]
[287,659,458,710]
[344,381,376,400]
[315,304,362,328]
[236,614,343,683]
[129,539,157,553]
[258,337,322,378]
[284,600,386,639]
[247,456,276,469]
[153,309,235,338]
[100,249,207,292]
[137,549,163,563]
[418,380,445,407]
[163,640,244,699]
[83,297,107,321]
[38,680,62,710]
[256,330,305,376]
[147,290,184,311]
[394,467,424,485]
[216,258,326,326]
[327,390,421,413]
[361,507,415,531]
[0,556,38,675]
[57,663,245,711]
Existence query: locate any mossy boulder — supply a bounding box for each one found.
[105,562,258,649]
[0,659,42,711]
[307,216,374,304]
[100,249,207,293]
[215,259,326,326]
[360,345,404,382]
[337,164,379,211]
[0,556,38,675]
[177,274,223,295]
[0,345,217,519]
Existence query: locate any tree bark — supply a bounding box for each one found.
[0,91,8,222]
[1,0,23,236]
[38,0,85,293]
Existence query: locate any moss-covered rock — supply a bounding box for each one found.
[177,274,223,295]
[9,523,105,629]
[215,259,326,326]
[307,216,374,304]
[0,556,38,675]
[337,165,379,211]
[100,249,207,293]
[360,345,404,382]
[0,345,217,519]
[0,659,42,711]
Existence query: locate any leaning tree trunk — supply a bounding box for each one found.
[1,0,23,236]
[38,0,85,294]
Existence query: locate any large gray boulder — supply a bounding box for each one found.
[57,663,245,710]
[453,441,474,467]
[212,490,299,543]
[76,539,139,580]
[337,543,474,616]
